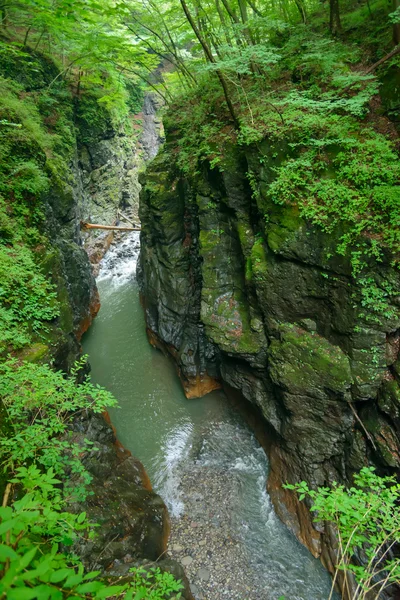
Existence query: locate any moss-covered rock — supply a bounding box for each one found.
[139,121,400,574]
[268,323,353,397]
[17,343,50,364]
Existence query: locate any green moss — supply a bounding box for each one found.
[266,204,303,253]
[378,380,400,420]
[18,343,50,364]
[201,286,264,354]
[198,222,265,355]
[250,237,268,282]
[268,322,353,395]
[74,93,114,145]
[199,228,220,254]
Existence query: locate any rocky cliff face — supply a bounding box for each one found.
[138,138,400,574]
[76,94,142,269]
[77,92,164,272]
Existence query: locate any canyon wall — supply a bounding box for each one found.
[138,136,400,575]
[0,47,191,596]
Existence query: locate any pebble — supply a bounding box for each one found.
[168,465,269,600]
[197,568,211,582]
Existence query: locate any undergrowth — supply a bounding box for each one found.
[0,359,184,598]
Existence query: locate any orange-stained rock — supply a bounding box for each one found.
[84,230,115,276]
[184,373,222,399]
[75,286,101,341]
[146,327,222,399]
[267,445,322,558]
[102,410,153,491]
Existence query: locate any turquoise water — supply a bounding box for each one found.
[82,233,335,600]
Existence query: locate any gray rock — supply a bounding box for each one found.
[197,568,211,582]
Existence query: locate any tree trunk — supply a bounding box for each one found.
[394,0,400,45]
[215,0,233,45]
[0,4,8,27]
[294,0,307,23]
[179,0,239,128]
[247,0,264,17]
[329,0,341,35]
[237,0,255,44]
[80,222,141,232]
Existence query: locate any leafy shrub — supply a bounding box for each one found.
[285,468,400,600]
[0,358,118,501]
[0,358,184,599]
[0,242,59,354]
[0,466,184,599]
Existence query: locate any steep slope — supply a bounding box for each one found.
[138,27,400,579]
[0,42,191,598]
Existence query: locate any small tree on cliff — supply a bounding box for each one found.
[285,467,400,600]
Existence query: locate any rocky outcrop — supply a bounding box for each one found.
[69,412,193,600]
[138,139,400,577]
[76,94,143,269]
[77,92,164,273]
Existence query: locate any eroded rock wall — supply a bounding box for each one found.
[77,92,164,272]
[138,139,400,571]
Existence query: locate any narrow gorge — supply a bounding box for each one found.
[0,0,399,599]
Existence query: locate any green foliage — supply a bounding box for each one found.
[0,62,72,355]
[0,466,184,599]
[1,0,154,111]
[0,201,59,354]
[0,358,117,500]
[0,358,184,597]
[261,113,400,323]
[125,567,184,599]
[389,6,400,24]
[0,74,52,198]
[285,467,400,599]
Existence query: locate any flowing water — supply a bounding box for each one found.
[82,233,336,600]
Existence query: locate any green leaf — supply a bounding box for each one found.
[7,588,38,600]
[17,547,37,571]
[77,512,86,524]
[0,544,18,561]
[49,568,73,583]
[64,572,83,588]
[96,585,127,598]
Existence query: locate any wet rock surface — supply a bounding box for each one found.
[138,132,400,589]
[69,412,193,600]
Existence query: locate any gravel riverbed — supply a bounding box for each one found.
[168,466,268,600]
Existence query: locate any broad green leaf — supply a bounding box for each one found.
[0,544,18,561]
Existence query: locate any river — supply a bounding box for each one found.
[82,232,336,600]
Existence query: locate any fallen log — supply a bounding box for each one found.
[117,210,137,227]
[80,221,141,232]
